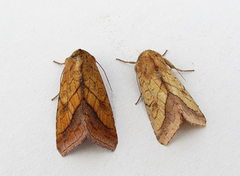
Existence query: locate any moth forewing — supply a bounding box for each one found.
[56,49,118,156]
[120,50,206,146]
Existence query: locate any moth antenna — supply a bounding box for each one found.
[116,58,136,64]
[116,58,141,104]
[135,73,143,105]
[162,50,168,56]
[96,61,113,91]
[176,70,186,81]
[52,60,65,101]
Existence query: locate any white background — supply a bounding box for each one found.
[1,0,240,175]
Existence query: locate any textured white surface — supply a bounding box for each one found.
[1,0,240,175]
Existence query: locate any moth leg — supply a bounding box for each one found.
[135,92,142,105]
[163,58,194,80]
[51,93,59,101]
[53,61,65,65]
[162,50,168,56]
[163,58,194,72]
[116,58,136,64]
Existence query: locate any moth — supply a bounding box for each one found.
[117,50,206,145]
[54,49,118,156]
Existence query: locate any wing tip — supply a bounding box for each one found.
[57,131,87,157]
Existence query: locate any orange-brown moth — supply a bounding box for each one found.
[117,50,206,145]
[55,49,118,156]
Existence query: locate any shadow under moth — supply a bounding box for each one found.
[54,49,118,156]
[117,50,206,145]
